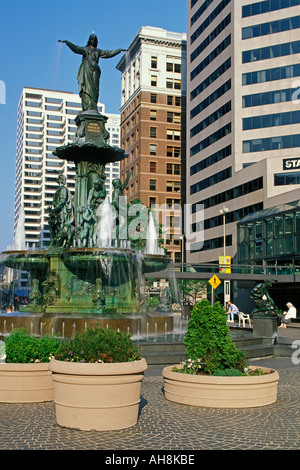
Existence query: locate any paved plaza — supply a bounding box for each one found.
[0,327,300,453]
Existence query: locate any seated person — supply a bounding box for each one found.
[226,301,239,322]
[279,302,297,328]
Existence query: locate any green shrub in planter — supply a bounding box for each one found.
[181,299,247,375]
[54,326,141,363]
[5,328,61,363]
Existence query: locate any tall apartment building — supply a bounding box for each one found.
[187,0,300,266]
[116,26,187,262]
[14,87,120,250]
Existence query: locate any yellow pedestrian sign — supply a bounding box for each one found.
[209,275,221,290]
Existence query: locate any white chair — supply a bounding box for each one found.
[238,311,252,328]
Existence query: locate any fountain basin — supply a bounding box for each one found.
[1,248,172,315]
[1,250,49,274]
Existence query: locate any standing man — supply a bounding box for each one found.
[226,301,239,322]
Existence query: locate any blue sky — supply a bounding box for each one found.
[0,0,187,252]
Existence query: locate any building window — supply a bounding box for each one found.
[150,144,157,155]
[192,177,263,211]
[150,127,157,138]
[242,0,300,18]
[190,145,231,176]
[191,57,231,101]
[150,93,157,103]
[167,146,181,158]
[191,35,231,81]
[190,167,232,195]
[242,63,300,86]
[242,15,300,40]
[191,0,231,44]
[167,129,181,140]
[243,109,300,130]
[242,87,295,108]
[150,110,157,120]
[242,40,300,64]
[274,172,300,185]
[167,198,181,207]
[167,163,181,175]
[191,79,231,119]
[190,123,232,157]
[166,181,181,192]
[167,112,181,123]
[150,162,157,173]
[166,78,181,90]
[151,57,157,69]
[151,76,157,87]
[243,134,300,153]
[149,179,156,191]
[190,101,231,138]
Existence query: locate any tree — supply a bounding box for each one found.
[177,279,208,305]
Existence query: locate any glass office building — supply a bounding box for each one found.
[237,199,300,267]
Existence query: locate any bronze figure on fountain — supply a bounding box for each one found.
[58,34,126,113]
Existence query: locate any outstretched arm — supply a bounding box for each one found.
[99,48,127,59]
[121,171,132,190]
[58,40,85,55]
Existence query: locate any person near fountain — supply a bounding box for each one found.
[156,287,172,312]
[48,174,74,246]
[226,301,239,322]
[87,178,107,246]
[88,178,107,214]
[279,302,297,328]
[77,206,96,247]
[58,34,126,112]
[112,171,132,238]
[112,171,132,209]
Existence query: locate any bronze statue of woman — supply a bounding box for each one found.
[58,34,126,112]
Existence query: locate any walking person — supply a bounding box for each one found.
[279,302,297,328]
[226,301,239,322]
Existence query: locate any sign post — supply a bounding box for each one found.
[208,275,221,306]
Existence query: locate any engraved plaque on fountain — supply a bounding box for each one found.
[86,121,101,136]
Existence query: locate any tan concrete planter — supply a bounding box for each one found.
[0,362,54,402]
[163,365,279,408]
[49,357,148,431]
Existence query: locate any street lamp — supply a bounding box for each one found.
[219,206,229,261]
[219,206,229,308]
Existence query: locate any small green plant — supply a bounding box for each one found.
[4,328,61,363]
[178,299,248,375]
[54,326,141,363]
[146,296,160,310]
[212,368,244,376]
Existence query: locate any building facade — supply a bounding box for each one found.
[116,27,187,262]
[14,87,120,252]
[187,0,300,265]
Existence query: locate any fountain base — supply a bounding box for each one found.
[0,311,176,339]
[1,248,172,315]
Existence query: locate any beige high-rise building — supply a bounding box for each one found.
[117,26,187,262]
[187,0,300,266]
